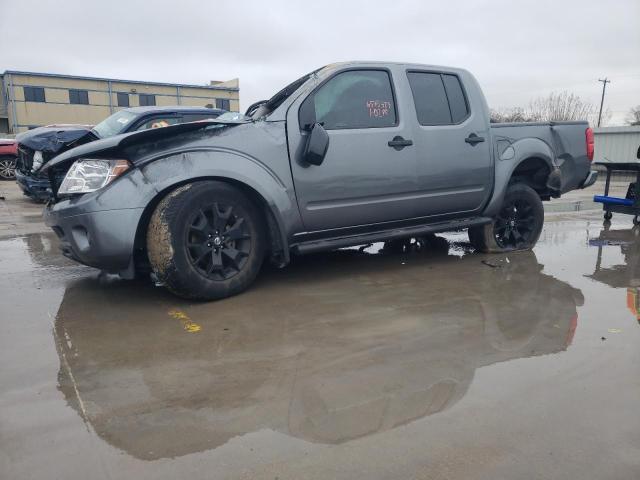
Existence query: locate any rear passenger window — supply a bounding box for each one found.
[442,74,469,123]
[407,73,450,125]
[407,72,469,125]
[301,70,397,130]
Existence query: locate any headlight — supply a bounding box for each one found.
[58,159,131,195]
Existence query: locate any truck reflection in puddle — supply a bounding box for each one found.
[53,239,583,460]
[588,226,640,324]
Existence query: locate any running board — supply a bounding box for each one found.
[293,217,492,255]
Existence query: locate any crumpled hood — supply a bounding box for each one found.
[16,125,95,153]
[42,118,251,172]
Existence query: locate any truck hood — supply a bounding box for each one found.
[16,125,96,153]
[41,118,251,172]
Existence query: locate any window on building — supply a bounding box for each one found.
[139,94,156,106]
[117,92,130,107]
[216,98,231,111]
[69,89,89,105]
[24,86,45,103]
[299,70,397,130]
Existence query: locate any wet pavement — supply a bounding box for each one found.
[1,182,639,479]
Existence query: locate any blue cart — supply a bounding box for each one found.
[593,162,640,225]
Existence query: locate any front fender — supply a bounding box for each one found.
[483,137,556,217]
[139,149,301,259]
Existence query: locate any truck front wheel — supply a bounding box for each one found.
[469,183,544,253]
[147,181,266,300]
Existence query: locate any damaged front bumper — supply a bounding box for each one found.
[43,168,158,278]
[45,201,144,277]
[15,170,52,201]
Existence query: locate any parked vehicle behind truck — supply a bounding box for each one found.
[42,62,598,299]
[16,106,225,201]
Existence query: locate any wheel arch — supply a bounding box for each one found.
[483,138,557,217]
[133,175,291,273]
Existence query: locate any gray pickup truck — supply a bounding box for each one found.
[43,62,597,299]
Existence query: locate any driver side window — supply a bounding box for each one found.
[301,70,397,130]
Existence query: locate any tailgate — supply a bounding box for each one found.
[549,122,592,192]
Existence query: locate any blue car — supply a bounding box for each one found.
[15,106,225,201]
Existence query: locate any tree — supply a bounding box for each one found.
[527,91,594,122]
[491,91,608,126]
[490,107,535,123]
[626,106,640,126]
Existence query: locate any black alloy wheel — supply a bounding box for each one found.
[468,183,544,253]
[186,203,252,281]
[493,198,537,249]
[147,181,267,300]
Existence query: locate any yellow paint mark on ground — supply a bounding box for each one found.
[168,309,202,333]
[607,328,622,334]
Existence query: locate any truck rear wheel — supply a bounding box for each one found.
[147,181,266,300]
[469,183,544,253]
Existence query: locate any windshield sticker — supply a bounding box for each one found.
[117,117,130,124]
[367,100,392,118]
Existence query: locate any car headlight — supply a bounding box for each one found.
[58,159,131,195]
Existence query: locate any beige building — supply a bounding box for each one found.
[0,70,240,134]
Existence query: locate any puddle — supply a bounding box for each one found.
[545,199,600,213]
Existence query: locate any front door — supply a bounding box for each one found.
[288,68,419,233]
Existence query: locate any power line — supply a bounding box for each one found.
[598,78,611,127]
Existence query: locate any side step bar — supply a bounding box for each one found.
[293,217,492,255]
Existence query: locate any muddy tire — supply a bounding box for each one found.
[469,183,544,253]
[147,181,266,300]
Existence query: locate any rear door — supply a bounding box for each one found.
[287,68,420,232]
[406,71,493,217]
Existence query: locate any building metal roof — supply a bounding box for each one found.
[2,70,239,92]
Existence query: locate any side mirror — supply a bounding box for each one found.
[302,123,329,166]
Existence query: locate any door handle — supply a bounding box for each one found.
[465,133,485,145]
[388,136,413,151]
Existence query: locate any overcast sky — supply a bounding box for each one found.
[2,0,639,124]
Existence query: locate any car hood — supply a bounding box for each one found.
[41,118,252,172]
[16,125,96,153]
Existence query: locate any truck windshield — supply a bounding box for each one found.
[91,110,138,138]
[251,66,325,119]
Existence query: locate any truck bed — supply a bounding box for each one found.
[491,121,591,193]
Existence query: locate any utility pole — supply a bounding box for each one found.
[597,78,611,127]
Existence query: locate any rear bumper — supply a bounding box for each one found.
[15,170,52,201]
[44,202,144,275]
[580,170,598,189]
